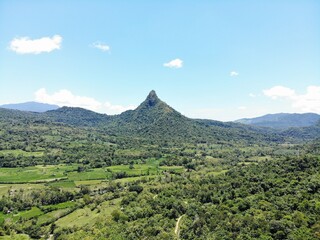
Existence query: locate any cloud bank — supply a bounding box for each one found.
[35,88,135,114]
[9,35,62,54]
[263,85,320,112]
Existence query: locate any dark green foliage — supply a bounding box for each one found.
[0,91,286,145]
[0,187,74,212]
[281,124,320,141]
[128,185,143,194]
[44,106,110,127]
[111,155,320,240]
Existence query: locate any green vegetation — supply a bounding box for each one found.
[0,165,71,183]
[0,91,319,239]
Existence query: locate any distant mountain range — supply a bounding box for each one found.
[0,91,282,143]
[42,90,280,143]
[1,92,319,142]
[236,113,320,129]
[0,101,59,112]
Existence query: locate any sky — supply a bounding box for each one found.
[0,0,319,121]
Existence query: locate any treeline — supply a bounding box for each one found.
[0,187,74,213]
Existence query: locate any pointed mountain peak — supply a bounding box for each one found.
[146,90,158,100]
[145,90,160,107]
[122,90,182,123]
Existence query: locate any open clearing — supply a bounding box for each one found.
[0,159,183,184]
[0,159,185,233]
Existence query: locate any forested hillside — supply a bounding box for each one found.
[1,91,286,144]
[59,153,320,239]
[0,91,319,239]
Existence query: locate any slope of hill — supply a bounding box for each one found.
[0,91,284,144]
[44,106,110,127]
[236,113,320,129]
[104,90,207,138]
[0,101,59,112]
[0,108,39,124]
[2,91,318,143]
[99,90,283,143]
[281,120,320,141]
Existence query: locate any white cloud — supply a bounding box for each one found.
[92,42,110,52]
[263,86,295,99]
[238,106,247,110]
[292,86,320,112]
[105,102,135,114]
[163,58,183,68]
[9,35,62,54]
[230,71,239,77]
[249,93,256,98]
[263,85,320,113]
[34,88,135,114]
[35,88,102,111]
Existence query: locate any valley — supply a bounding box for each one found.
[2,0,319,239]
[0,91,319,239]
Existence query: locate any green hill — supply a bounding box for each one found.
[101,91,282,143]
[0,91,287,144]
[4,91,319,143]
[44,106,110,127]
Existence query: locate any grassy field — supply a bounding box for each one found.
[114,175,157,183]
[0,207,43,224]
[0,159,183,184]
[107,164,157,175]
[55,198,121,228]
[0,158,185,237]
[0,149,43,157]
[0,199,79,227]
[48,180,76,189]
[0,183,45,196]
[106,158,183,176]
[0,159,184,205]
[74,180,103,186]
[0,234,31,239]
[68,168,111,181]
[0,165,75,183]
[19,207,43,220]
[41,201,78,211]
[0,159,184,228]
[159,165,184,173]
[37,208,72,225]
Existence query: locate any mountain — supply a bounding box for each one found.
[235,113,320,129]
[0,91,283,143]
[44,106,110,127]
[92,90,282,143]
[0,101,59,112]
[281,120,320,141]
[105,90,211,139]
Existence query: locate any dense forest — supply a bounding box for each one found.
[0,91,319,239]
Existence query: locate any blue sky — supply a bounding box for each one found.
[0,0,319,121]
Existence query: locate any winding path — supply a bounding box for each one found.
[174,215,184,239]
